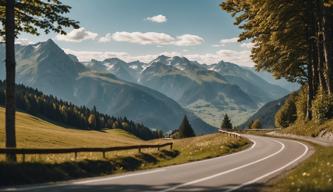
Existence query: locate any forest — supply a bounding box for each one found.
[0,80,163,140]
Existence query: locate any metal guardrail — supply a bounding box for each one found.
[218,129,241,138]
[0,142,173,162]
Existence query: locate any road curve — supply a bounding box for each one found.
[1,135,312,192]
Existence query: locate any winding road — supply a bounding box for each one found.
[1,134,312,192]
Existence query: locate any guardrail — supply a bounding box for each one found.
[218,129,241,138]
[0,142,173,162]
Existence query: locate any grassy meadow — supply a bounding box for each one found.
[0,107,250,186]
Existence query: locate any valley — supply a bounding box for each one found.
[0,40,291,129]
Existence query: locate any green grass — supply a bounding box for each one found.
[263,144,333,192]
[280,119,333,137]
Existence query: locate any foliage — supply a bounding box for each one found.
[175,115,195,138]
[251,119,262,129]
[221,114,233,129]
[275,93,297,128]
[265,144,333,192]
[221,0,333,122]
[0,81,162,140]
[312,89,333,123]
[295,86,308,122]
[0,0,80,38]
[247,120,254,129]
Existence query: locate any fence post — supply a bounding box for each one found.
[22,154,25,163]
[158,146,160,151]
[138,147,141,153]
[74,152,78,160]
[170,143,173,150]
[103,151,106,159]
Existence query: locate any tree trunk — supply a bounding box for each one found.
[316,0,327,92]
[323,6,333,94]
[5,0,17,162]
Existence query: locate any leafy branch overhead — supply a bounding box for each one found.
[0,0,80,37]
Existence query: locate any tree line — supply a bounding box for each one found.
[0,80,163,140]
[221,0,333,122]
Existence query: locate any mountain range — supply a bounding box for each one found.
[0,39,295,132]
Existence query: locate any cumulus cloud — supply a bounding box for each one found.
[64,48,254,67]
[16,38,33,45]
[56,27,98,42]
[103,32,204,46]
[174,34,204,46]
[146,14,167,23]
[213,37,239,47]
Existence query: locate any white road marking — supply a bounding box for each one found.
[1,169,165,191]
[159,139,286,192]
[224,140,309,192]
[73,169,165,184]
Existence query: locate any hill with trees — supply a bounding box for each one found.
[0,80,162,140]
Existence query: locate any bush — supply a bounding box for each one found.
[275,93,297,128]
[295,86,308,122]
[312,89,333,123]
[251,119,262,129]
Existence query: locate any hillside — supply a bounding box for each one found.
[0,40,216,134]
[240,95,289,128]
[0,107,143,148]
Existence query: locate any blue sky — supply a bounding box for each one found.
[19,0,254,66]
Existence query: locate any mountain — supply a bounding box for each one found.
[0,40,216,134]
[240,95,289,128]
[207,61,289,103]
[138,56,259,126]
[83,58,146,83]
[84,55,292,127]
[244,67,300,92]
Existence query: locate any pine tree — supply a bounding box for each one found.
[178,115,195,138]
[221,114,233,130]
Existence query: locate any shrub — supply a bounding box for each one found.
[251,119,262,129]
[312,89,333,123]
[295,86,308,122]
[275,93,297,128]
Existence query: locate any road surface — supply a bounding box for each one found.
[2,134,311,192]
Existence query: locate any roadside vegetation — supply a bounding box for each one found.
[263,144,333,192]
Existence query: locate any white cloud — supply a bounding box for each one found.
[98,33,112,43]
[107,32,204,46]
[16,38,33,45]
[146,14,167,23]
[240,42,255,49]
[174,34,204,46]
[213,37,239,47]
[111,32,175,45]
[220,37,239,44]
[56,27,98,42]
[64,48,254,67]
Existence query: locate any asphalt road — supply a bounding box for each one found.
[2,135,311,192]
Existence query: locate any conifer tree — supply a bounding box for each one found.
[178,115,195,138]
[221,114,233,130]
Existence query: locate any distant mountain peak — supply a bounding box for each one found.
[103,58,126,64]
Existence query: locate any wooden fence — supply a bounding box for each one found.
[0,142,173,162]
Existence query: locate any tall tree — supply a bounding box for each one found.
[0,0,79,161]
[221,114,233,130]
[178,115,195,138]
[221,0,333,122]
